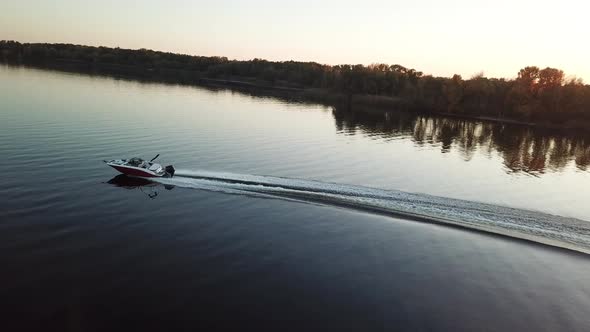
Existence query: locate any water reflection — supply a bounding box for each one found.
[105,175,174,199]
[333,108,590,175]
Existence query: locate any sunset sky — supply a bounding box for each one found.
[2,0,588,81]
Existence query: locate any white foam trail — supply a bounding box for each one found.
[157,169,590,254]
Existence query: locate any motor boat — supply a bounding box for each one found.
[104,154,175,178]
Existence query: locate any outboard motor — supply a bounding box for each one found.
[165,165,175,177]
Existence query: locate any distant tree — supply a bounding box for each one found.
[442,74,464,113]
[537,67,564,116]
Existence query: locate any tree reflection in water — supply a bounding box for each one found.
[333,108,590,175]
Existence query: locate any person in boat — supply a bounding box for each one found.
[127,157,146,167]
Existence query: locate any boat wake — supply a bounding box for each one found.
[157,169,590,254]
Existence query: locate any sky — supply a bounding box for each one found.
[1,0,589,81]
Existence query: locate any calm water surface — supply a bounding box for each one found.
[1,66,590,331]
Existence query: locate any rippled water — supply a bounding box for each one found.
[1,65,590,331]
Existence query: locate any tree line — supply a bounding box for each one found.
[1,40,589,127]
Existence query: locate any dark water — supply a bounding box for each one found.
[1,65,590,331]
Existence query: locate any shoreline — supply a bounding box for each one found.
[3,61,590,131]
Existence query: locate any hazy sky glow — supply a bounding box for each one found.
[2,0,589,80]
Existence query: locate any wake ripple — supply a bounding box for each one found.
[157,170,590,254]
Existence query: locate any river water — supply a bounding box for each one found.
[1,65,589,331]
